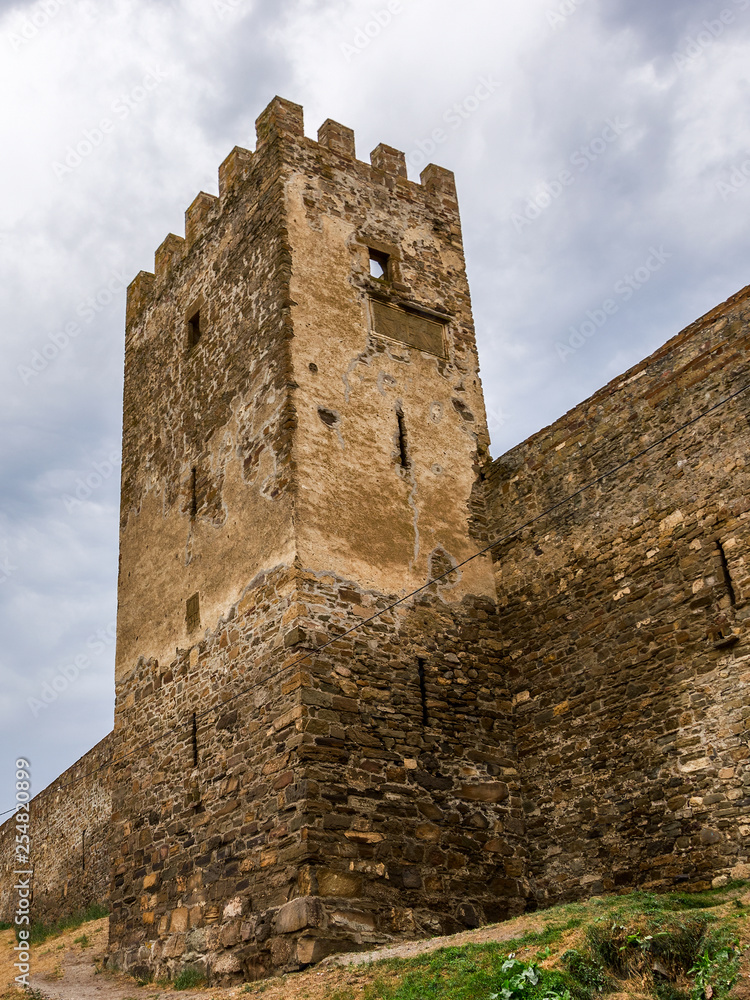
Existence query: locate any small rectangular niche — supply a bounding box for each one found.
[417,658,429,726]
[187,308,202,348]
[186,592,200,632]
[371,299,447,358]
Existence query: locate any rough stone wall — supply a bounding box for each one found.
[486,285,750,908]
[281,572,527,941]
[117,108,296,683]
[284,114,495,603]
[109,567,524,983]
[109,97,513,982]
[62,93,750,985]
[0,734,112,926]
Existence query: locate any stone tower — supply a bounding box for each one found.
[110,97,525,982]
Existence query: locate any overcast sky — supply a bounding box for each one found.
[1,0,749,808]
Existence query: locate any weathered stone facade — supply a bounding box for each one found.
[109,97,513,981]
[486,287,750,907]
[1,96,747,986]
[0,734,111,926]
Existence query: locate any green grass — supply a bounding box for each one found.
[173,966,205,990]
[354,884,748,1000]
[28,901,108,945]
[355,945,587,1000]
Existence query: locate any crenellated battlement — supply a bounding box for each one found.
[126,96,458,323]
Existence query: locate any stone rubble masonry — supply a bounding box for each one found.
[108,95,507,982]
[0,96,748,984]
[485,283,750,906]
[0,734,112,926]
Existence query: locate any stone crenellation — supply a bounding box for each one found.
[0,96,747,985]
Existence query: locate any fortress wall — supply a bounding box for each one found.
[109,572,526,984]
[0,733,112,927]
[486,285,750,906]
[281,572,527,940]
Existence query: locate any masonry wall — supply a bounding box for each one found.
[486,286,750,908]
[0,734,112,926]
[109,97,520,984]
[116,109,296,684]
[110,567,526,982]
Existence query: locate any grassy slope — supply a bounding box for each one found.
[1,884,749,1000]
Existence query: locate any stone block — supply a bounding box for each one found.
[170,908,189,933]
[211,950,242,975]
[317,869,361,898]
[329,909,376,933]
[700,828,722,845]
[458,782,509,803]
[162,933,186,958]
[221,920,242,947]
[296,936,332,965]
[275,896,323,934]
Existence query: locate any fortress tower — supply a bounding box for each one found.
[110,97,525,982]
[2,93,747,981]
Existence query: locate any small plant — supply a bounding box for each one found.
[173,966,205,990]
[74,933,91,948]
[488,956,541,999]
[689,943,739,1000]
[561,949,613,994]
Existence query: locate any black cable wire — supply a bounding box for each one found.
[1,376,747,823]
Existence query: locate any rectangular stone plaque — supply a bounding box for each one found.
[371,300,446,358]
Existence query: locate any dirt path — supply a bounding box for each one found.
[28,950,204,1000]
[1,911,545,1000]
[23,918,541,1000]
[322,913,544,967]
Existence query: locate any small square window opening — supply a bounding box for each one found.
[369,249,390,280]
[187,309,202,348]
